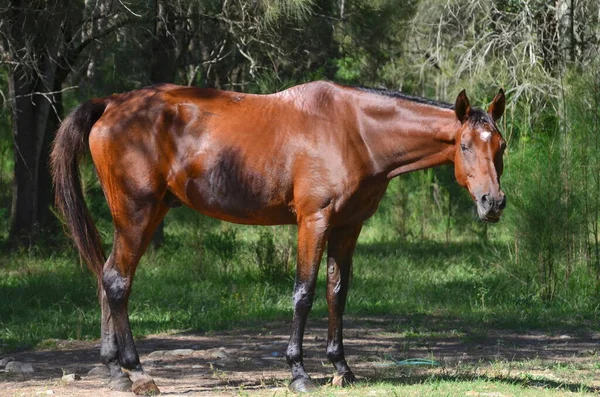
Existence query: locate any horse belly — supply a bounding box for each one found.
[178,157,296,225]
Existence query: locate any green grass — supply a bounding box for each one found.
[1,204,600,354]
[224,360,600,396]
[240,379,597,396]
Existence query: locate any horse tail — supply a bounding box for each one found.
[51,98,108,289]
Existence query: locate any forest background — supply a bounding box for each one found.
[1,0,600,356]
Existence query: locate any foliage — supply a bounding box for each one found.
[504,135,582,301]
[253,228,293,282]
[564,61,600,286]
[259,0,315,23]
[203,228,240,275]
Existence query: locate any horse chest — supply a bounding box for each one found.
[332,182,388,225]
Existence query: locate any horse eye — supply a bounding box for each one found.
[460,143,468,152]
[500,141,507,152]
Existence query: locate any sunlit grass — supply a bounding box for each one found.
[234,375,598,396]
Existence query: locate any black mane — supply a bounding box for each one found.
[356,85,494,126]
[356,86,454,109]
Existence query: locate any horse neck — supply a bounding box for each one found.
[357,96,459,180]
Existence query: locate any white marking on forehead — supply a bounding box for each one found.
[480,130,492,141]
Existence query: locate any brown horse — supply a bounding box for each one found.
[51,81,506,394]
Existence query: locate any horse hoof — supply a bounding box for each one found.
[289,377,318,392]
[108,374,133,392]
[132,378,161,395]
[332,372,357,387]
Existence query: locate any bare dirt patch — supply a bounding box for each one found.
[2,316,600,396]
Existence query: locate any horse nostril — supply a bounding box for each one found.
[480,194,490,208]
[499,194,506,210]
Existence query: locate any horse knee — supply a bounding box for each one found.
[293,283,315,313]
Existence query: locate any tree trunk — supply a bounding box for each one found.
[8,66,40,246]
[37,78,66,237]
[558,0,576,64]
[6,1,62,246]
[150,0,177,84]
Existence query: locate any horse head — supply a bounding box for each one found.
[453,89,506,223]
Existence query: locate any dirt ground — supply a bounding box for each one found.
[2,316,600,396]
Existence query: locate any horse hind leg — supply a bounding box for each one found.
[102,193,168,395]
[100,285,132,392]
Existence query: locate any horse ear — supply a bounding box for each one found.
[454,89,470,123]
[488,88,505,122]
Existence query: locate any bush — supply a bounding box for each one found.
[254,229,293,282]
[505,135,583,301]
[203,229,240,275]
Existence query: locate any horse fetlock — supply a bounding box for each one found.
[329,356,353,377]
[115,346,140,370]
[286,345,303,366]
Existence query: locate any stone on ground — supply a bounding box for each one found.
[0,357,14,368]
[61,373,81,382]
[209,347,230,359]
[166,349,194,356]
[147,351,166,359]
[5,361,34,373]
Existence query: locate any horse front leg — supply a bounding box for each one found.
[326,224,362,386]
[286,212,331,392]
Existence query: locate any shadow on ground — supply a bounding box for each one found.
[1,315,599,395]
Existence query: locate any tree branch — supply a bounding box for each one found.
[70,16,142,59]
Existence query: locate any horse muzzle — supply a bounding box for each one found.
[476,192,506,223]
